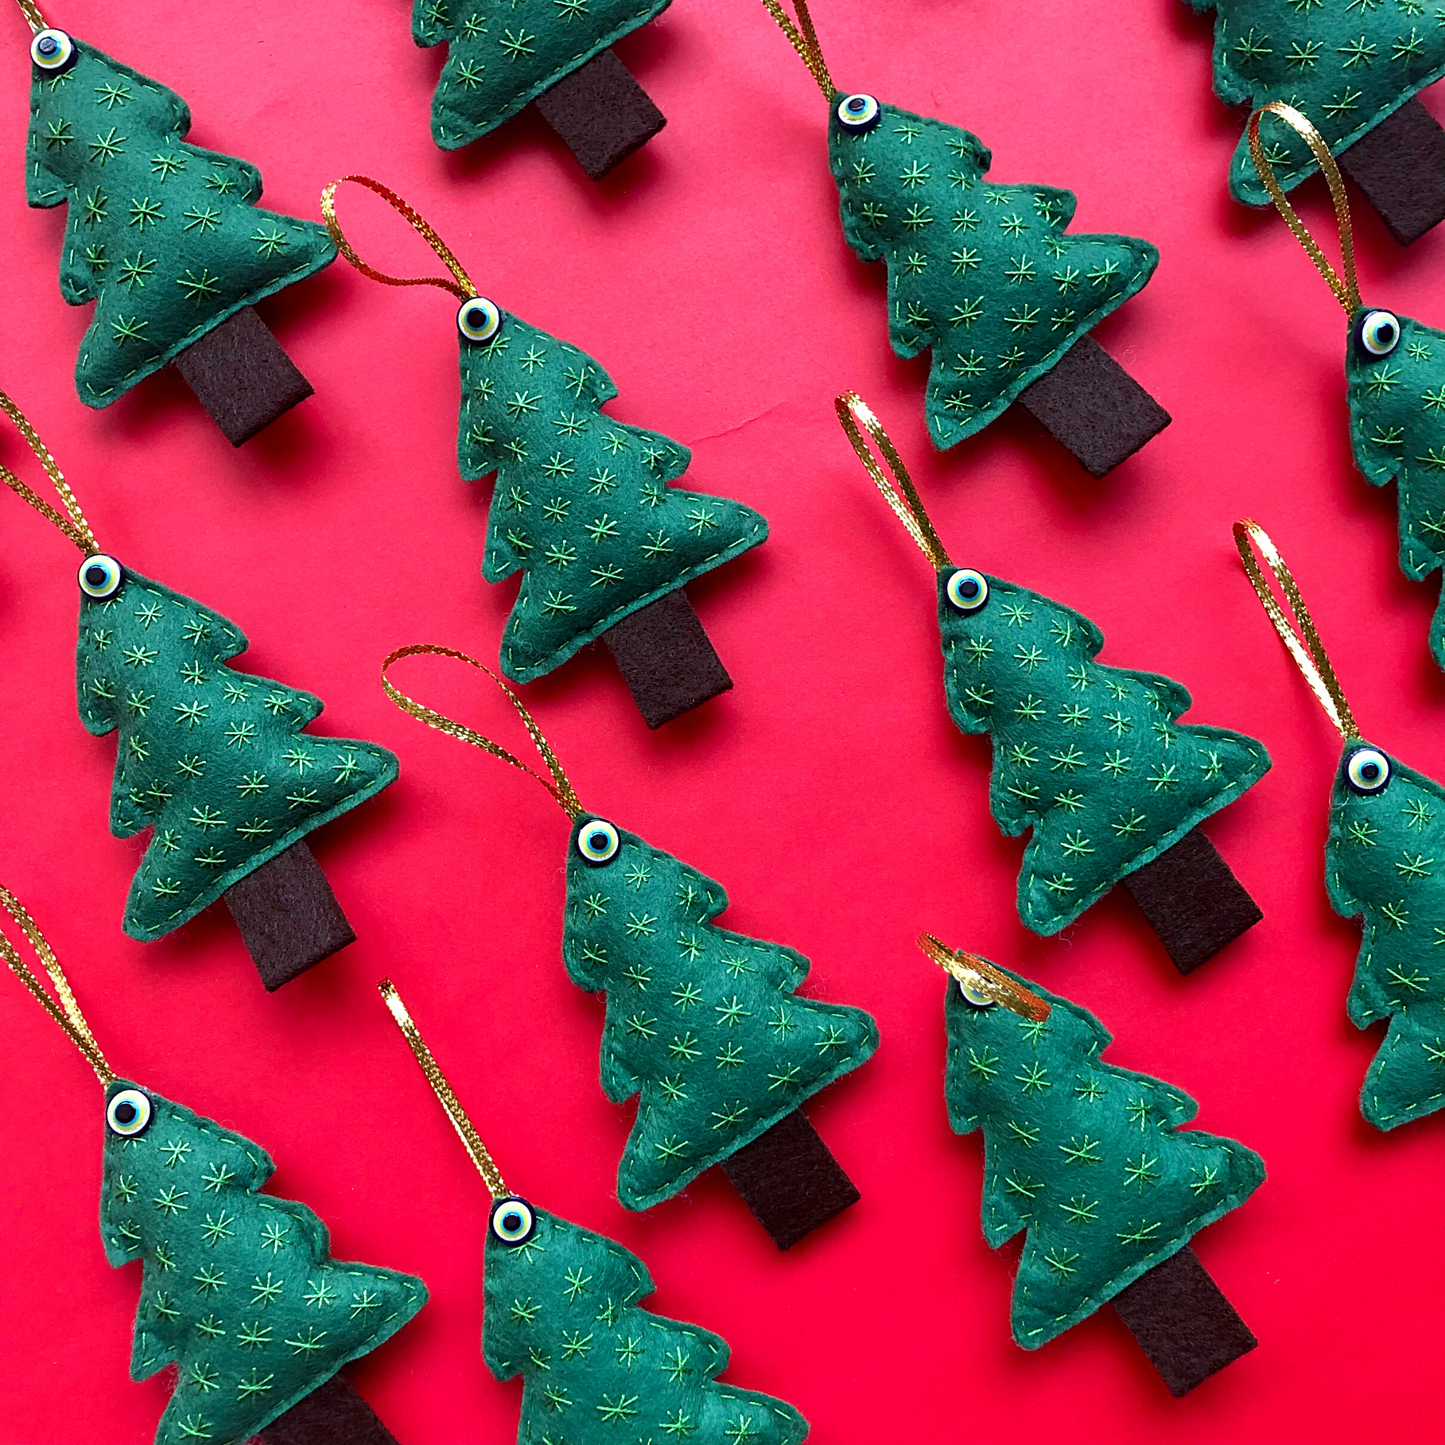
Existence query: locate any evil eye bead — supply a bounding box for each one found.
[959,977,994,1008]
[1346,747,1391,795]
[490,1196,536,1246]
[106,1087,153,1138]
[78,554,124,600]
[457,296,501,343]
[836,93,881,133]
[31,28,75,71]
[946,568,989,612]
[1356,309,1401,358]
[576,817,620,866]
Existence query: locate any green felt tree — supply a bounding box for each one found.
[26,34,335,407]
[460,310,767,684]
[827,98,1158,450]
[99,1080,426,1445]
[943,960,1264,1349]
[562,817,878,1209]
[1187,0,1445,204]
[483,1201,809,1443]
[936,570,1270,935]
[76,569,397,941]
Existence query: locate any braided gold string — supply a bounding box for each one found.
[757,0,833,99]
[321,175,477,303]
[835,392,951,571]
[1233,520,1358,740]
[379,979,507,1198]
[0,390,98,553]
[0,884,114,1084]
[15,0,46,34]
[381,644,583,819]
[1247,102,1361,317]
[917,933,1050,1022]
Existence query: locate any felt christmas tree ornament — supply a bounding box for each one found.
[836,393,1270,973]
[0,390,397,988]
[380,644,879,1247]
[923,933,1264,1396]
[16,0,336,444]
[1187,0,1445,245]
[411,0,668,179]
[1249,104,1445,675]
[1236,520,1445,1131]
[377,980,813,1442]
[753,0,1169,479]
[0,884,427,1445]
[321,177,768,729]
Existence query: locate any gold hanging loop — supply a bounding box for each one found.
[1233,520,1359,741]
[381,644,583,819]
[0,884,115,1085]
[15,0,46,34]
[835,392,952,571]
[757,0,833,100]
[917,933,1050,1022]
[1246,103,1361,317]
[0,390,99,554]
[379,979,508,1199]
[320,175,478,303]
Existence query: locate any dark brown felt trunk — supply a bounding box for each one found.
[718,1109,860,1251]
[533,48,665,181]
[254,1372,399,1445]
[172,305,315,447]
[223,840,356,991]
[1120,828,1262,975]
[1110,1245,1257,1397]
[1014,333,1171,478]
[1338,97,1445,247]
[602,587,733,728]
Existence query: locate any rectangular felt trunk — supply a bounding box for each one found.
[1338,98,1445,248]
[534,48,666,181]
[256,1372,399,1445]
[602,587,733,728]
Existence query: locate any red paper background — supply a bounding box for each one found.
[3,1,1443,1440]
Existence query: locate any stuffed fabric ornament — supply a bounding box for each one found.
[18,4,335,444]
[382,645,878,1249]
[754,0,1169,478]
[1237,520,1445,1130]
[323,177,767,730]
[1250,103,1445,674]
[1188,0,1445,244]
[0,885,427,1445]
[837,394,1269,974]
[379,982,811,1442]
[0,390,397,989]
[921,935,1263,1396]
[413,0,668,178]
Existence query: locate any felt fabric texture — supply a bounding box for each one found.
[1346,310,1445,671]
[75,569,397,941]
[99,1080,426,1445]
[413,0,671,149]
[943,965,1266,1349]
[25,37,335,408]
[532,48,666,180]
[936,570,1271,936]
[482,1201,809,1444]
[459,310,767,683]
[561,817,878,1210]
[255,1374,400,1445]
[827,97,1158,451]
[1324,742,1445,1130]
[600,587,733,729]
[1185,0,1445,205]
[1336,97,1445,247]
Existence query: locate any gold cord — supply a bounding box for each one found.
[1233,520,1358,740]
[1247,103,1361,317]
[378,979,507,1199]
[757,0,833,100]
[381,644,583,819]
[917,933,1050,1022]
[0,390,99,554]
[15,0,45,33]
[320,175,478,303]
[0,884,114,1085]
[835,392,951,571]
